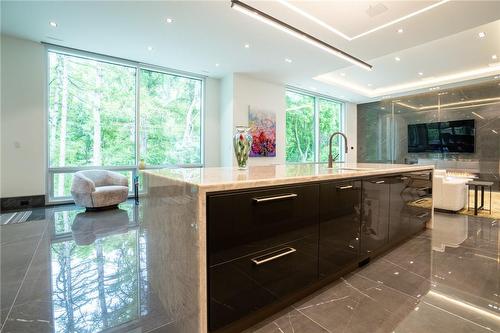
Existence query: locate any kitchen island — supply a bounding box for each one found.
[141,163,433,333]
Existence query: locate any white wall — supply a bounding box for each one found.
[232,74,286,166]
[1,35,46,198]
[219,74,234,167]
[204,78,221,167]
[219,73,286,167]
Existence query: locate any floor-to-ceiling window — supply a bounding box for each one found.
[139,69,202,166]
[47,48,204,202]
[285,89,344,163]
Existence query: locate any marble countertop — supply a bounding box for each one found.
[142,163,434,192]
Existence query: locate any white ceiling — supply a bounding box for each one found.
[1,1,500,103]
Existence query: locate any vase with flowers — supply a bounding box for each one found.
[233,126,252,170]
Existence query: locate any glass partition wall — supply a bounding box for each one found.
[358,78,500,189]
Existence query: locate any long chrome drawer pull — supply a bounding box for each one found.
[251,247,296,266]
[337,185,353,190]
[400,176,409,180]
[253,193,298,203]
[417,212,430,218]
[375,180,385,184]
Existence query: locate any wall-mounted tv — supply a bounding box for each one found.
[408,120,475,153]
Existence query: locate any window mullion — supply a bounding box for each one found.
[314,97,320,163]
[135,66,140,167]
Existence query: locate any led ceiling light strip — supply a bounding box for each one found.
[315,65,500,98]
[230,0,372,71]
[396,97,500,111]
[277,0,450,41]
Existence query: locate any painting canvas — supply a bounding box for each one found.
[249,109,276,157]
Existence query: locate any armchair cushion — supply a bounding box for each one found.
[71,170,129,208]
[433,171,470,212]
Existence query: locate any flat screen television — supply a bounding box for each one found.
[408,119,475,153]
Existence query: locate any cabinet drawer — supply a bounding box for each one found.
[208,184,319,265]
[319,180,361,278]
[361,177,391,257]
[208,236,318,331]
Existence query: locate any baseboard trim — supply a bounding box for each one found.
[1,195,46,211]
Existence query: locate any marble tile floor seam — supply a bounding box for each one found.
[0,222,48,332]
[381,258,432,282]
[295,308,335,333]
[352,273,422,302]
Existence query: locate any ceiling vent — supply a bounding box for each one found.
[366,3,388,18]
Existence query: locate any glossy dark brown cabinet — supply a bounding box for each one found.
[207,184,319,266]
[207,184,320,331]
[207,171,432,332]
[388,175,414,244]
[406,171,433,234]
[360,177,390,257]
[319,180,361,278]
[208,235,318,331]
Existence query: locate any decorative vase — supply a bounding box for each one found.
[233,126,252,170]
[138,159,146,170]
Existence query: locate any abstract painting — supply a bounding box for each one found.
[248,108,276,157]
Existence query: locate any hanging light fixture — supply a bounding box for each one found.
[230,0,373,71]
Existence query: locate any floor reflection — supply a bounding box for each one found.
[247,212,499,333]
[393,212,499,333]
[1,202,498,333]
[49,203,149,333]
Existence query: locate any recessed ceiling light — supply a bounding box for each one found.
[215,63,220,67]
[397,28,404,34]
[166,18,174,24]
[285,58,292,63]
[49,21,57,27]
[418,72,424,76]
[395,57,401,62]
[340,73,346,76]
[147,46,153,51]
[478,32,486,38]
[492,54,498,60]
[244,43,250,48]
[367,83,372,87]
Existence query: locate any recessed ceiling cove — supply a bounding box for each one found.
[274,0,450,41]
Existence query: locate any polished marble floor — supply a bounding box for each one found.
[0,202,498,333]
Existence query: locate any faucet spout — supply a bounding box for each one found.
[328,132,348,168]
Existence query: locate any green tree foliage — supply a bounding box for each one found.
[49,53,136,168]
[140,69,202,165]
[319,98,342,162]
[285,91,314,162]
[285,91,342,163]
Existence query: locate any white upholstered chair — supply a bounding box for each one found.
[433,169,471,212]
[71,170,129,209]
